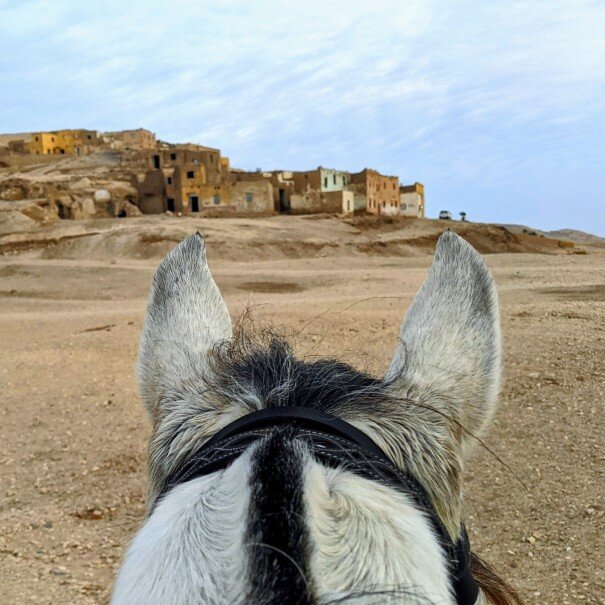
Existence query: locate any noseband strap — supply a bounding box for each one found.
[157,406,479,605]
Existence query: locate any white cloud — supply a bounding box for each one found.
[0,0,604,232]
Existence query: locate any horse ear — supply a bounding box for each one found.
[137,233,232,418]
[386,231,501,455]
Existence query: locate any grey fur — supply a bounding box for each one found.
[387,229,501,451]
[137,232,232,419]
[117,229,503,603]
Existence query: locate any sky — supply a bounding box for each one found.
[1,0,604,234]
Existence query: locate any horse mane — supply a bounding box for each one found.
[471,552,525,605]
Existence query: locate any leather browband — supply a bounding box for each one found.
[157,406,480,605]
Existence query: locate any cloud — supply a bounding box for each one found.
[0,0,604,233]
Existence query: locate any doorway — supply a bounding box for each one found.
[278,188,289,213]
[190,195,200,212]
[167,198,175,212]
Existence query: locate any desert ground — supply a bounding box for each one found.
[1,215,604,604]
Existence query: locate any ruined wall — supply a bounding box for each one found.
[104,129,156,151]
[153,146,223,185]
[137,170,166,214]
[0,132,32,147]
[230,180,274,213]
[292,169,322,194]
[290,190,352,214]
[231,170,293,212]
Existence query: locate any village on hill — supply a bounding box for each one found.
[0,127,425,221]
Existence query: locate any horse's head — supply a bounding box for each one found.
[113,231,522,604]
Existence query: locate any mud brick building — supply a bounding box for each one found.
[26,129,101,156]
[103,128,156,151]
[290,167,354,215]
[350,168,400,216]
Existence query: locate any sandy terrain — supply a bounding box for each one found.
[0,215,603,604]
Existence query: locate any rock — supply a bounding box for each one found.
[71,177,93,191]
[112,199,141,217]
[93,189,111,204]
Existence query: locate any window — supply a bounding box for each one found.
[187,171,194,179]
[213,194,220,205]
[35,136,39,141]
[166,177,172,185]
[333,175,336,184]
[87,135,92,140]
[324,177,328,188]
[210,155,214,163]
[170,153,177,161]
[246,192,253,203]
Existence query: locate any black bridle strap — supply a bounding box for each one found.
[201,406,391,461]
[158,406,479,605]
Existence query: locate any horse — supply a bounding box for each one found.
[111,230,523,604]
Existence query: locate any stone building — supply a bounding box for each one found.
[103,128,156,151]
[0,132,33,152]
[290,167,354,214]
[230,169,294,212]
[150,144,223,185]
[399,182,425,218]
[174,164,232,212]
[350,169,400,216]
[26,129,101,156]
[138,143,235,214]
[229,178,275,213]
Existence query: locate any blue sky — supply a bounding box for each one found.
[1,0,604,234]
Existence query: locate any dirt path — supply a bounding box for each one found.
[0,219,603,604]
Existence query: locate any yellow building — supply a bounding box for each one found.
[27,129,100,155]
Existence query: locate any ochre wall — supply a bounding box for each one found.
[352,169,399,216]
[230,180,274,213]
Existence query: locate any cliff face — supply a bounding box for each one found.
[0,153,141,228]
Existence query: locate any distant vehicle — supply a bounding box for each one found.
[439,210,452,220]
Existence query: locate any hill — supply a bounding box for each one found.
[0,213,590,260]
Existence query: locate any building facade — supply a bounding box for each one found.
[399,182,425,218]
[350,169,400,215]
[229,179,275,213]
[103,128,157,151]
[289,167,353,214]
[150,145,223,185]
[27,129,100,155]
